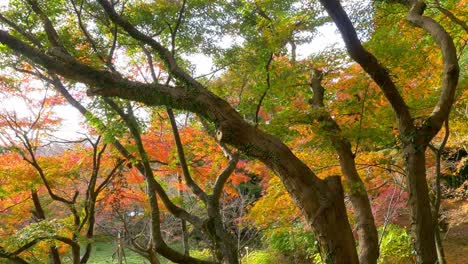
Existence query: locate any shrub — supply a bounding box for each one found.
[241,249,280,264]
[189,249,212,261]
[266,223,318,263]
[378,224,413,264]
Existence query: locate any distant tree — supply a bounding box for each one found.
[0,85,124,263]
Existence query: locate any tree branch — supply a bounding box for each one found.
[433,0,468,34]
[25,0,64,49]
[318,0,413,134]
[48,76,204,229]
[0,30,187,109]
[212,151,239,207]
[406,0,460,141]
[255,53,273,126]
[167,107,209,203]
[96,0,203,90]
[0,13,42,48]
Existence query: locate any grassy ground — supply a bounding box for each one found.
[80,200,468,264]
[87,241,207,264]
[87,242,150,264]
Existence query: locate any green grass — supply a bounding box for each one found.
[87,241,207,264]
[87,242,150,264]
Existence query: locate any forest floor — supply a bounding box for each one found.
[443,198,468,264]
[87,242,148,264]
[86,199,468,264]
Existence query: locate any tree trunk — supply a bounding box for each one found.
[435,228,446,264]
[338,149,379,264]
[71,245,81,264]
[181,219,190,256]
[80,208,96,263]
[313,176,359,264]
[49,249,62,264]
[177,174,190,256]
[148,250,162,264]
[206,202,239,264]
[430,121,448,264]
[208,228,238,264]
[31,190,62,264]
[309,69,379,264]
[405,143,437,263]
[0,27,360,263]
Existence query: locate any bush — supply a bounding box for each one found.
[266,223,318,263]
[378,224,413,264]
[189,249,212,261]
[241,249,280,264]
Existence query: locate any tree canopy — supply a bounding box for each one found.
[0,0,466,264]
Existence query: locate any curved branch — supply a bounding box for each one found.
[255,53,273,126]
[20,134,75,206]
[95,159,125,195]
[318,0,413,133]
[69,0,110,68]
[0,30,185,109]
[406,1,460,140]
[105,100,211,264]
[170,0,187,53]
[212,152,239,206]
[5,235,78,256]
[167,107,208,203]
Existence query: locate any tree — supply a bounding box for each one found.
[0,1,359,262]
[0,0,464,263]
[319,1,461,262]
[0,84,125,263]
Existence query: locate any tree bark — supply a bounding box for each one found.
[148,250,162,264]
[176,174,190,257]
[31,190,62,264]
[205,218,239,264]
[404,142,437,263]
[314,176,360,264]
[429,121,449,264]
[337,148,379,264]
[206,199,239,264]
[310,70,379,264]
[435,229,446,264]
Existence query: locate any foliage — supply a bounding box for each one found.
[241,249,280,264]
[265,223,318,263]
[378,224,413,264]
[87,242,150,264]
[0,0,466,262]
[4,219,66,248]
[189,249,212,261]
[247,176,300,228]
